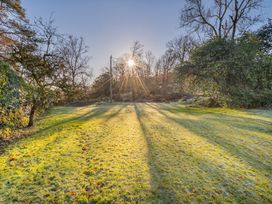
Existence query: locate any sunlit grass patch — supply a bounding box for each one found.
[0,103,271,203]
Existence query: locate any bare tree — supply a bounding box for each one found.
[130,40,144,75]
[180,0,262,39]
[154,58,163,91]
[167,35,196,64]
[154,50,177,96]
[131,40,144,59]
[144,50,155,77]
[59,35,91,93]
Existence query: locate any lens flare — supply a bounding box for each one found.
[127,59,135,67]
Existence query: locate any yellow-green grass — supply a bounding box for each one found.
[0,103,271,203]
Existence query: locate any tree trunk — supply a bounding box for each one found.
[232,23,237,40]
[28,104,37,127]
[231,0,239,40]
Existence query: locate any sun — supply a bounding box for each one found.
[127,59,135,67]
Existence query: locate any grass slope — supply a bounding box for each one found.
[0,103,271,203]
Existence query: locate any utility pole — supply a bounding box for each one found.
[109,55,113,103]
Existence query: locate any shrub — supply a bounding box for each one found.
[0,62,28,140]
[176,34,272,108]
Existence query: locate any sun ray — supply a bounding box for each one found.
[135,72,149,95]
[118,76,126,92]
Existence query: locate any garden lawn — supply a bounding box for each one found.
[0,103,271,203]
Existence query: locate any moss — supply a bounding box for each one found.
[0,103,271,203]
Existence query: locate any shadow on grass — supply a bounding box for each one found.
[148,103,272,175]
[157,102,272,135]
[31,104,113,136]
[208,115,272,136]
[104,104,128,122]
[154,103,272,121]
[134,103,178,203]
[0,104,127,155]
[46,106,77,115]
[136,103,272,203]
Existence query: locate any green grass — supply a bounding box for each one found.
[0,103,271,203]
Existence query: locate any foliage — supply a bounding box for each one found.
[176,34,272,107]
[90,71,110,99]
[0,0,93,127]
[0,62,21,108]
[257,19,272,53]
[0,0,26,36]
[9,16,92,126]
[0,108,28,139]
[0,62,28,139]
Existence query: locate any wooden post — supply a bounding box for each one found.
[110,55,113,103]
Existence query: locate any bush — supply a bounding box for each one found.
[176,34,272,108]
[0,62,28,140]
[231,88,272,108]
[0,108,28,140]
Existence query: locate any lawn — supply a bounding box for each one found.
[0,103,271,203]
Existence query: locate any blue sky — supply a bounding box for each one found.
[21,0,272,76]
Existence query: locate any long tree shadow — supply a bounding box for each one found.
[148,102,272,135]
[104,103,128,122]
[147,102,272,132]
[0,104,129,203]
[134,103,179,203]
[149,103,272,175]
[135,103,272,203]
[207,114,272,136]
[0,104,124,155]
[152,103,272,123]
[34,104,113,135]
[243,109,272,120]
[155,102,272,135]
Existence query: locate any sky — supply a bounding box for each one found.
[21,0,272,77]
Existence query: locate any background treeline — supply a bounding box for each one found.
[91,38,194,102]
[0,0,92,139]
[91,0,272,108]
